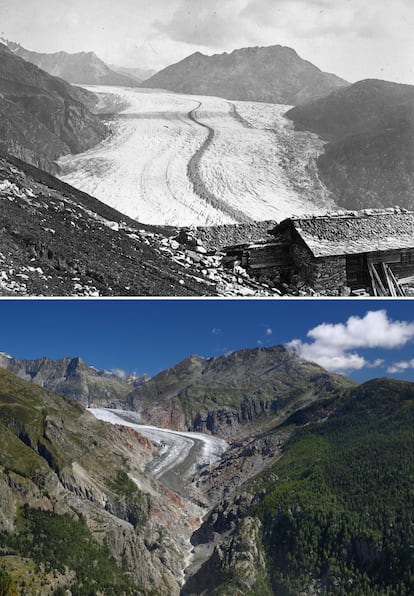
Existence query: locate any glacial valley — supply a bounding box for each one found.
[58,86,337,226]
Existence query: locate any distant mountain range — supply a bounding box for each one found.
[109,63,156,84]
[286,79,414,210]
[0,354,139,406]
[142,45,349,105]
[0,346,353,438]
[0,43,107,173]
[2,38,140,87]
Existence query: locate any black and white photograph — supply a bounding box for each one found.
[0,0,412,296]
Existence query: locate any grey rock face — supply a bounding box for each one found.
[0,354,132,406]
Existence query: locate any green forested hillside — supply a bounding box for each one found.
[252,379,414,595]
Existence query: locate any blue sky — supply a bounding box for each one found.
[2,299,414,383]
[1,0,413,84]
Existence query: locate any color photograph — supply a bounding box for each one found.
[0,299,413,594]
[1,1,414,595]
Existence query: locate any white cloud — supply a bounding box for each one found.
[153,0,251,49]
[367,358,385,369]
[212,327,222,336]
[307,310,414,350]
[288,310,414,372]
[110,367,129,380]
[387,359,414,374]
[266,327,272,335]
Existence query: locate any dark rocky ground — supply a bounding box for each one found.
[0,153,213,296]
[0,152,282,297]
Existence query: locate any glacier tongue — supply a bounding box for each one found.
[58,86,337,226]
[88,408,228,488]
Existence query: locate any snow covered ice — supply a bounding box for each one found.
[58,86,336,226]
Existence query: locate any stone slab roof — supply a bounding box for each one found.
[274,208,414,257]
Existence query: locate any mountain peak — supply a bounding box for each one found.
[0,37,21,52]
[6,40,139,87]
[143,43,348,105]
[128,344,353,438]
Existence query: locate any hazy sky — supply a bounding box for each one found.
[2,299,414,384]
[0,0,413,83]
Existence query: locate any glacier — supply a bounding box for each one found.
[58,86,337,226]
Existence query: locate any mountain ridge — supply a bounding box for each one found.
[0,346,354,437]
[142,44,349,105]
[286,78,414,209]
[185,376,414,594]
[1,38,140,87]
[0,42,107,174]
[0,353,138,406]
[125,345,355,439]
[0,367,196,594]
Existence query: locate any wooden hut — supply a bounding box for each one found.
[270,209,414,295]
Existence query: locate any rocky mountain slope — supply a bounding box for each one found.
[0,151,285,297]
[2,39,139,87]
[0,43,107,174]
[0,152,219,296]
[125,346,354,439]
[286,79,414,210]
[184,378,414,594]
[142,45,348,105]
[0,353,138,407]
[0,368,200,595]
